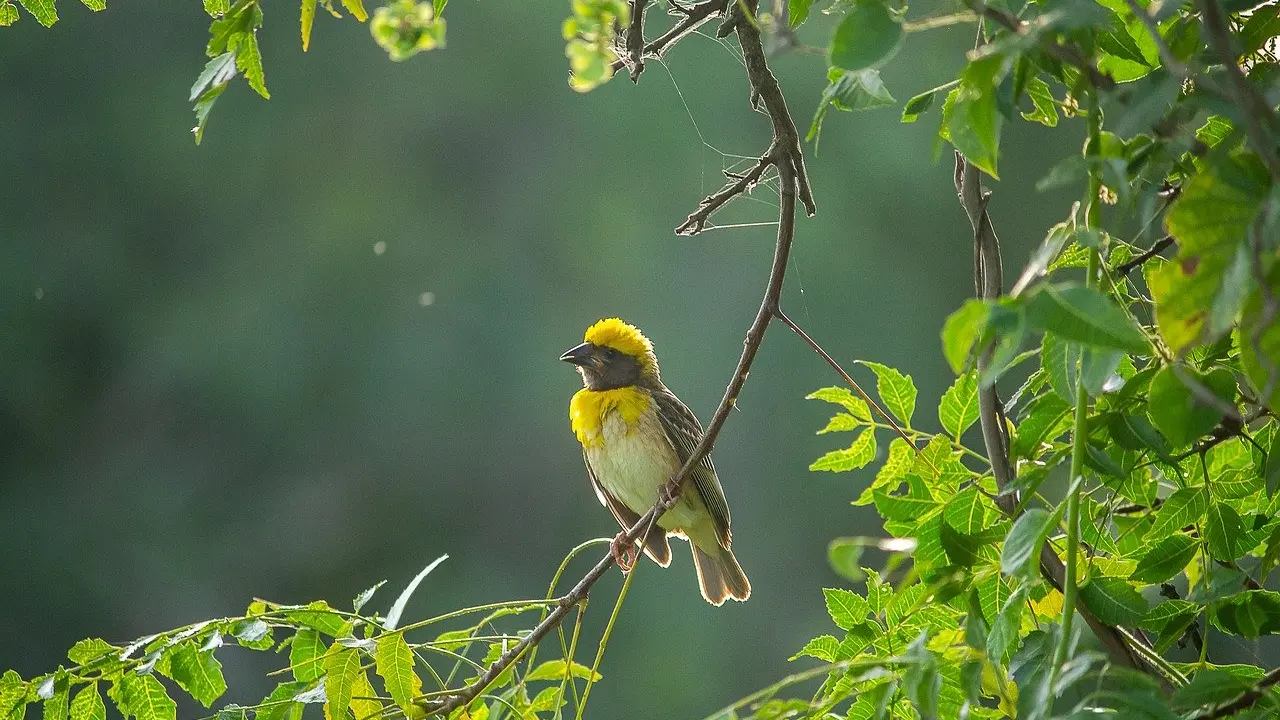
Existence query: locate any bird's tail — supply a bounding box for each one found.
[691,544,751,606]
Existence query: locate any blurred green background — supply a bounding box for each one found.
[1,1,1080,716]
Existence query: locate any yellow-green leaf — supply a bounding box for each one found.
[810,428,877,472]
[524,660,601,682]
[68,685,104,720]
[116,674,176,720]
[16,0,56,26]
[301,0,317,50]
[858,361,916,427]
[323,648,360,720]
[374,635,421,713]
[79,0,105,10]
[289,630,327,683]
[340,0,366,21]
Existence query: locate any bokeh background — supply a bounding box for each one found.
[2,1,1084,716]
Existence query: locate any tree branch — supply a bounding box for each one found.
[1115,235,1175,276]
[952,151,1151,674]
[609,0,731,74]
[623,0,652,82]
[1190,666,1280,720]
[418,5,810,715]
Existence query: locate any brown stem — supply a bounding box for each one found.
[1115,235,1175,276]
[624,0,651,82]
[609,0,731,74]
[1190,666,1280,720]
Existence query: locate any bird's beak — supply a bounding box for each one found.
[560,342,595,366]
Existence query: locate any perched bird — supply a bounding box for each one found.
[560,318,750,606]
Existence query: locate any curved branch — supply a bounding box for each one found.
[609,0,731,75]
[417,5,810,716]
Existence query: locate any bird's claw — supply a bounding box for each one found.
[658,480,681,507]
[611,531,637,573]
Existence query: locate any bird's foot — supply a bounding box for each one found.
[611,531,637,573]
[658,480,682,507]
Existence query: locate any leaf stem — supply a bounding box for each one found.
[574,562,636,720]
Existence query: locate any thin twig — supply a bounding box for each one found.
[623,0,651,82]
[609,0,731,74]
[1116,235,1175,276]
[418,6,809,715]
[1198,0,1280,181]
[1190,666,1280,720]
[676,152,778,235]
[973,3,1116,90]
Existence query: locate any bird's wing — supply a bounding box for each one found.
[582,449,673,567]
[650,386,733,547]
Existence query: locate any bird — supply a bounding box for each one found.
[560,318,750,606]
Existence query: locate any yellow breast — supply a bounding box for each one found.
[570,386,651,447]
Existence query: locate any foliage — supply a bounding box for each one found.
[8,0,1280,719]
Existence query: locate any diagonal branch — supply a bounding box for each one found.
[1115,235,1175,276]
[417,5,809,716]
[676,152,778,235]
[952,151,1152,674]
[623,0,651,82]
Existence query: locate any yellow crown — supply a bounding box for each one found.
[584,318,660,376]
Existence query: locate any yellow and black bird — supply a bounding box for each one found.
[560,318,750,606]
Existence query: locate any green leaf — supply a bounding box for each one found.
[1012,392,1071,458]
[16,0,55,26]
[0,2,19,25]
[942,54,1009,179]
[230,31,269,99]
[322,648,359,720]
[938,371,978,438]
[116,674,176,720]
[79,0,105,10]
[824,588,870,630]
[1080,576,1149,626]
[0,671,27,720]
[789,0,811,26]
[41,672,68,720]
[828,0,903,72]
[1147,366,1233,448]
[858,361,915,427]
[1242,3,1280,55]
[204,0,230,16]
[285,601,349,637]
[1151,154,1270,353]
[231,619,272,650]
[941,300,990,374]
[1209,590,1280,638]
[301,0,317,50]
[1149,487,1208,539]
[289,629,327,683]
[901,84,947,123]
[806,387,872,421]
[827,538,865,582]
[1242,269,1280,409]
[384,554,449,630]
[1001,508,1055,578]
[524,660,601,682]
[789,635,839,662]
[374,634,422,713]
[810,427,877,472]
[808,68,895,148]
[986,586,1026,664]
[817,413,862,434]
[1042,332,1079,403]
[67,686,103,720]
[339,0,366,21]
[1205,501,1250,560]
[1024,283,1149,353]
[255,682,306,720]
[1020,76,1058,127]
[1172,668,1255,711]
[167,644,226,708]
[903,636,940,720]
[67,639,117,666]
[1130,534,1198,583]
[873,485,936,522]
[529,686,563,714]
[940,519,981,567]
[352,581,385,613]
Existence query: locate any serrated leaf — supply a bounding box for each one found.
[941,300,990,375]
[286,602,349,637]
[230,31,269,99]
[289,630,327,683]
[1205,502,1250,560]
[116,674,176,720]
[339,0,366,21]
[939,371,978,438]
[1080,576,1149,626]
[817,412,863,434]
[1001,508,1055,578]
[257,682,307,720]
[529,686,562,714]
[1130,534,1197,583]
[806,386,872,420]
[809,68,895,147]
[167,644,226,708]
[790,635,839,662]
[322,649,359,720]
[16,0,56,26]
[1172,668,1255,711]
[0,2,19,25]
[828,0,902,72]
[79,0,105,10]
[1149,487,1208,539]
[68,685,104,720]
[1025,283,1149,353]
[824,588,870,630]
[524,659,601,682]
[0,671,26,720]
[374,634,421,713]
[385,555,449,631]
[352,581,386,613]
[1020,76,1058,127]
[41,671,67,720]
[204,0,229,16]
[301,0,317,50]
[810,427,877,472]
[858,361,915,427]
[67,640,117,666]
